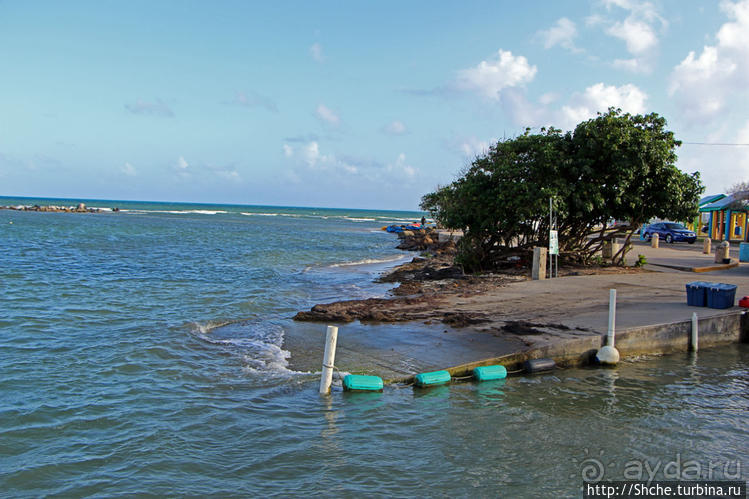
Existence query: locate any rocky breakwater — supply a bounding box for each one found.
[1,202,111,213]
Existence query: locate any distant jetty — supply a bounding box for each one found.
[1,202,115,213]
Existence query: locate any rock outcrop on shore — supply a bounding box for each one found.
[393,227,457,254]
[293,224,645,327]
[1,203,110,213]
[293,226,523,324]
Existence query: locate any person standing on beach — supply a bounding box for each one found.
[421,216,426,227]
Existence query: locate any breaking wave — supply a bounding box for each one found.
[120,209,228,215]
[328,255,406,268]
[189,320,304,376]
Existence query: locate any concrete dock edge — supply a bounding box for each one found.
[389,309,748,385]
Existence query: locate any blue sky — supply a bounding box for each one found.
[1,1,748,210]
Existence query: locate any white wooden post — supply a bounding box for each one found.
[608,289,616,347]
[596,288,620,365]
[319,326,339,395]
[532,247,547,280]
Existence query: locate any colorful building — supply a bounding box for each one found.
[699,192,749,242]
[690,194,725,235]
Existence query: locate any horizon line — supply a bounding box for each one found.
[0,194,425,214]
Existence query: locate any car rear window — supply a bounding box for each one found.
[665,223,686,229]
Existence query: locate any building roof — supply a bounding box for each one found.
[699,194,725,206]
[700,191,749,212]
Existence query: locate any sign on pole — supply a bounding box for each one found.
[549,230,559,255]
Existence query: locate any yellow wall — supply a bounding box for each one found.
[730,212,746,241]
[712,211,724,240]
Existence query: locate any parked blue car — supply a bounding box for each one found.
[642,222,697,244]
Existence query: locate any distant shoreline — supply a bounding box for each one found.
[1,202,115,214]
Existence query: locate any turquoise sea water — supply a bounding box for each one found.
[1,197,747,497]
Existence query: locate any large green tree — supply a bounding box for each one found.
[421,109,704,271]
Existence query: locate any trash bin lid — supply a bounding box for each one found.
[686,281,712,288]
[708,283,737,291]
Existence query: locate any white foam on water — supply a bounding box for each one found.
[118,209,228,215]
[191,320,304,377]
[172,210,228,215]
[188,320,234,335]
[241,212,323,219]
[343,217,376,222]
[328,255,406,268]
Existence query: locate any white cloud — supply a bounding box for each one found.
[315,104,340,126]
[717,0,749,51]
[470,81,647,132]
[283,144,293,157]
[560,83,648,128]
[737,120,749,144]
[537,18,580,52]
[538,92,558,105]
[382,120,408,135]
[459,137,494,158]
[499,88,560,128]
[386,153,417,179]
[603,0,663,25]
[301,141,335,168]
[669,0,749,123]
[310,42,324,62]
[597,0,666,73]
[121,162,136,176]
[606,18,657,54]
[303,142,320,167]
[283,141,419,188]
[612,58,648,73]
[677,120,749,198]
[456,49,537,100]
[177,156,189,169]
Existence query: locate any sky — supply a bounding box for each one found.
[1,0,748,211]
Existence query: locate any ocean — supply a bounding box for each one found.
[1,196,747,497]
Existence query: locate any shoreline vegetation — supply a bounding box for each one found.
[292,110,709,351]
[294,227,645,327]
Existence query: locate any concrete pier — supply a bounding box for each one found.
[284,239,749,382]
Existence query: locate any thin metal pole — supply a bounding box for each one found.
[549,197,553,279]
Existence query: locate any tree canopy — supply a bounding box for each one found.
[421,109,704,271]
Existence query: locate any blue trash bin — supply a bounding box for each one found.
[686,281,711,307]
[706,283,737,309]
[740,243,749,262]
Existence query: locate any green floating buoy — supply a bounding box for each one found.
[414,370,451,387]
[473,365,507,381]
[342,374,383,392]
